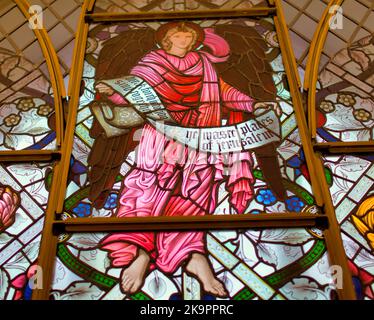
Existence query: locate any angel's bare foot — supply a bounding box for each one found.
[120,248,150,294]
[185,253,228,298]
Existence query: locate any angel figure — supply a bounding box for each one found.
[87,21,286,298]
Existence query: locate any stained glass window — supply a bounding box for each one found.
[63,17,320,223]
[0,162,53,300]
[2,0,370,301]
[309,2,374,299]
[317,35,374,142]
[323,154,374,299]
[52,228,334,300]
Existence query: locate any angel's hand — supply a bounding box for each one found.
[95,83,114,96]
[254,102,282,117]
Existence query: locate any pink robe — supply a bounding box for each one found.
[101,29,256,273]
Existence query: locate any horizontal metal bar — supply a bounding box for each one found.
[85,8,277,23]
[53,213,328,233]
[313,141,374,154]
[0,150,61,162]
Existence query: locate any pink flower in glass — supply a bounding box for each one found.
[0,186,19,232]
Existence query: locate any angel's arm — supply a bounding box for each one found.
[108,93,128,105]
[96,83,129,105]
[220,78,255,113]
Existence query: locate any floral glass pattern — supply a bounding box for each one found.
[0,162,53,300]
[316,35,374,142]
[52,228,335,300]
[323,154,374,299]
[0,6,57,150]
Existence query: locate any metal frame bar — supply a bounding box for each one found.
[314,141,374,154]
[53,214,328,233]
[56,5,91,215]
[301,7,372,297]
[15,0,66,148]
[303,0,344,140]
[30,161,61,300]
[85,8,277,23]
[313,152,357,299]
[29,0,94,300]
[273,2,324,207]
[0,150,61,162]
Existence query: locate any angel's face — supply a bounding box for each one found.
[169,31,194,51]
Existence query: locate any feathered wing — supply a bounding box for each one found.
[214,24,277,101]
[87,28,156,208]
[214,24,287,201]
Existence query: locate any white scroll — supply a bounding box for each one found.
[102,76,174,122]
[96,76,281,153]
[149,109,280,154]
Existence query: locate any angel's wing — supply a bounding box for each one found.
[214,24,287,200]
[95,28,156,80]
[214,24,277,101]
[87,28,156,208]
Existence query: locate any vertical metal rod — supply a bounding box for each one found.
[30,0,95,300]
